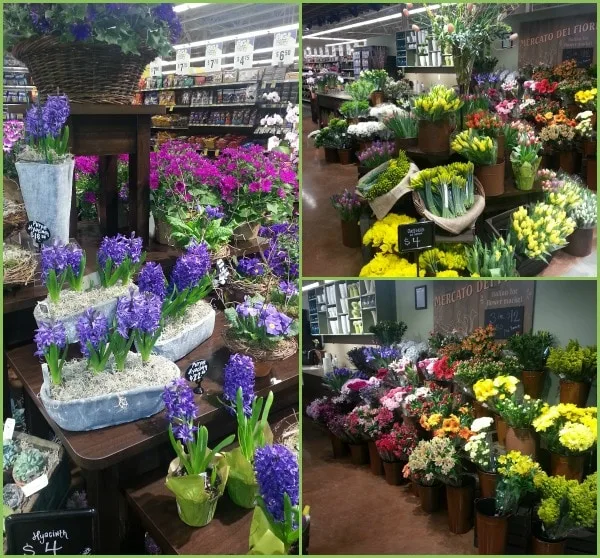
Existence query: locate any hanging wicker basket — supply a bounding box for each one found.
[222,330,298,362]
[12,37,156,104]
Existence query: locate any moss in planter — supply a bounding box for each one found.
[158,300,213,343]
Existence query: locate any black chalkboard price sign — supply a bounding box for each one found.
[485,306,525,340]
[186,360,208,394]
[398,221,435,253]
[6,509,97,555]
[26,221,51,246]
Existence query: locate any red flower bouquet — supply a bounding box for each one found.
[431,355,456,381]
[376,422,419,462]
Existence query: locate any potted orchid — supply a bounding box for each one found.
[15,95,73,245]
[33,234,142,343]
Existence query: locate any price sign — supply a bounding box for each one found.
[272,30,297,66]
[399,221,435,253]
[149,57,162,77]
[186,360,208,394]
[484,307,525,340]
[27,220,51,245]
[176,48,190,75]
[205,42,223,72]
[234,38,255,69]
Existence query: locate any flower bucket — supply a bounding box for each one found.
[558,151,577,174]
[367,441,383,476]
[475,498,509,555]
[494,415,507,447]
[531,526,567,555]
[226,476,258,508]
[371,91,384,106]
[382,460,406,485]
[155,218,177,247]
[549,452,586,482]
[341,219,361,248]
[559,379,590,407]
[329,432,349,459]
[512,157,542,191]
[418,482,442,513]
[16,160,74,245]
[324,147,339,163]
[473,401,494,420]
[586,158,596,191]
[395,137,418,153]
[410,481,420,497]
[446,477,474,534]
[521,370,545,399]
[148,305,216,362]
[418,120,450,154]
[496,133,505,163]
[477,469,497,499]
[582,140,596,157]
[475,160,505,197]
[348,442,369,466]
[338,148,353,165]
[564,227,595,257]
[505,427,537,459]
[175,491,219,527]
[39,358,180,431]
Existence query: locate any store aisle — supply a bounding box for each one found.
[301,112,364,277]
[303,420,477,555]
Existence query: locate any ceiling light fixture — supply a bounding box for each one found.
[173,4,210,13]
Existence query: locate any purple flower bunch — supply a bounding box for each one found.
[223,353,255,417]
[137,262,167,300]
[76,309,112,373]
[305,396,337,425]
[363,346,401,369]
[236,298,294,336]
[322,368,368,394]
[279,281,298,298]
[97,233,145,288]
[163,378,199,444]
[237,257,267,278]
[34,321,68,385]
[330,189,364,222]
[254,444,299,529]
[41,242,85,302]
[356,141,396,170]
[204,205,225,220]
[259,223,299,280]
[3,120,24,153]
[25,95,69,140]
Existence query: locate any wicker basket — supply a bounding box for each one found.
[12,37,156,104]
[222,330,298,362]
[412,177,486,235]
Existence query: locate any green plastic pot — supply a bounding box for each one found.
[227,476,258,508]
[512,157,541,191]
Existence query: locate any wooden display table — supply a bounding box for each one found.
[6,312,299,553]
[315,91,352,126]
[66,104,166,246]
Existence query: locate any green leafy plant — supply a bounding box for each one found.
[3,440,20,471]
[465,236,517,277]
[546,340,597,383]
[339,100,370,120]
[506,331,555,371]
[12,448,47,484]
[345,79,376,102]
[360,69,389,91]
[369,320,407,346]
[383,112,418,139]
[495,395,546,429]
[167,208,234,253]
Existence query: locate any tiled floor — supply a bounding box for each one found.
[301,110,597,278]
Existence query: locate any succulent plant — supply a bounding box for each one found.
[3,483,24,511]
[12,448,47,484]
[3,440,20,471]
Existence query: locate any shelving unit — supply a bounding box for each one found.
[3,55,35,120]
[352,45,387,78]
[396,30,455,71]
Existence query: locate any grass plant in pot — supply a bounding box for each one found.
[339,100,370,125]
[163,379,234,527]
[383,111,418,152]
[533,404,597,482]
[546,340,596,407]
[464,417,499,499]
[34,236,142,343]
[15,96,73,245]
[136,242,216,362]
[414,85,462,154]
[36,292,180,431]
[506,331,554,399]
[530,471,597,555]
[330,189,364,249]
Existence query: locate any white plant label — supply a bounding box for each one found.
[176,48,191,75]
[272,30,296,66]
[3,418,15,440]
[149,57,162,77]
[22,474,49,498]
[234,38,255,69]
[205,42,223,72]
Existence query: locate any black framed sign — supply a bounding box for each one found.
[415,285,427,310]
[398,221,435,254]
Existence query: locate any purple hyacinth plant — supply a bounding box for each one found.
[76,308,111,373]
[137,262,167,299]
[97,232,145,288]
[34,320,68,385]
[23,95,70,164]
[41,242,86,303]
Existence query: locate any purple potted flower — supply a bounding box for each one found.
[15,95,73,244]
[330,189,364,248]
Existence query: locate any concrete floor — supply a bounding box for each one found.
[301,110,597,278]
[303,420,477,555]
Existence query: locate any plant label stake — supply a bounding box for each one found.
[398,220,434,277]
[215,258,230,286]
[27,220,51,251]
[186,360,208,394]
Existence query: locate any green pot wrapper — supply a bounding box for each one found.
[512,157,541,191]
[248,506,287,555]
[165,456,230,528]
[225,448,258,508]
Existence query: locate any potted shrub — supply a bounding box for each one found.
[382,111,419,151]
[33,235,142,342]
[337,129,354,165]
[413,85,463,154]
[136,242,216,362]
[376,422,419,485]
[464,417,499,498]
[15,96,73,244]
[330,189,364,249]
[36,292,180,431]
[533,404,596,481]
[531,471,597,554]
[163,379,235,527]
[313,123,341,163]
[452,130,504,197]
[506,331,555,398]
[546,340,597,406]
[347,121,393,153]
[221,354,273,508]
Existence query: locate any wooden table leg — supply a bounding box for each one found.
[98,155,119,237]
[129,116,151,246]
[70,174,78,239]
[85,466,122,554]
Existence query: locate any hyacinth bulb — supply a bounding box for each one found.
[510,33,519,41]
[412,24,420,32]
[403,8,409,17]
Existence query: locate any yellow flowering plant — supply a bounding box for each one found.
[532,404,597,456]
[465,236,517,277]
[534,471,597,540]
[546,340,597,383]
[362,213,417,255]
[574,87,597,112]
[413,85,463,122]
[359,252,416,277]
[472,375,519,410]
[495,393,546,429]
[451,129,497,166]
[495,451,542,515]
[418,245,468,277]
[510,203,576,260]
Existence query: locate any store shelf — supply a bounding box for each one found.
[189,123,255,128]
[151,126,189,130]
[138,81,258,92]
[3,85,36,90]
[4,66,29,73]
[399,65,456,73]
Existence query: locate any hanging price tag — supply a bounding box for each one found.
[149,57,162,77]
[176,48,190,75]
[234,38,255,70]
[272,30,297,66]
[205,42,223,72]
[186,360,208,394]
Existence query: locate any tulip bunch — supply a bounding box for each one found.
[413,85,463,122]
[465,236,517,278]
[465,110,502,137]
[451,129,497,165]
[510,132,542,165]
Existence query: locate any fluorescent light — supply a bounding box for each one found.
[302,36,361,42]
[173,23,298,50]
[173,3,209,13]
[302,282,320,292]
[161,44,299,67]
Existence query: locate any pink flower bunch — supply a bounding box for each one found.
[418,358,438,377]
[536,169,564,192]
[495,99,517,120]
[380,386,412,411]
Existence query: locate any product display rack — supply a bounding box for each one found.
[3,54,35,120]
[396,30,455,70]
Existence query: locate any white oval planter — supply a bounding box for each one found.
[15,159,74,245]
[39,357,180,431]
[150,306,216,362]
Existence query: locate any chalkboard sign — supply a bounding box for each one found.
[186,360,208,394]
[562,48,594,68]
[484,306,525,340]
[26,221,51,244]
[6,509,97,555]
[398,221,434,253]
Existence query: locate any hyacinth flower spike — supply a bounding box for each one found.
[97,232,145,288]
[34,321,69,385]
[41,242,86,303]
[76,308,112,374]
